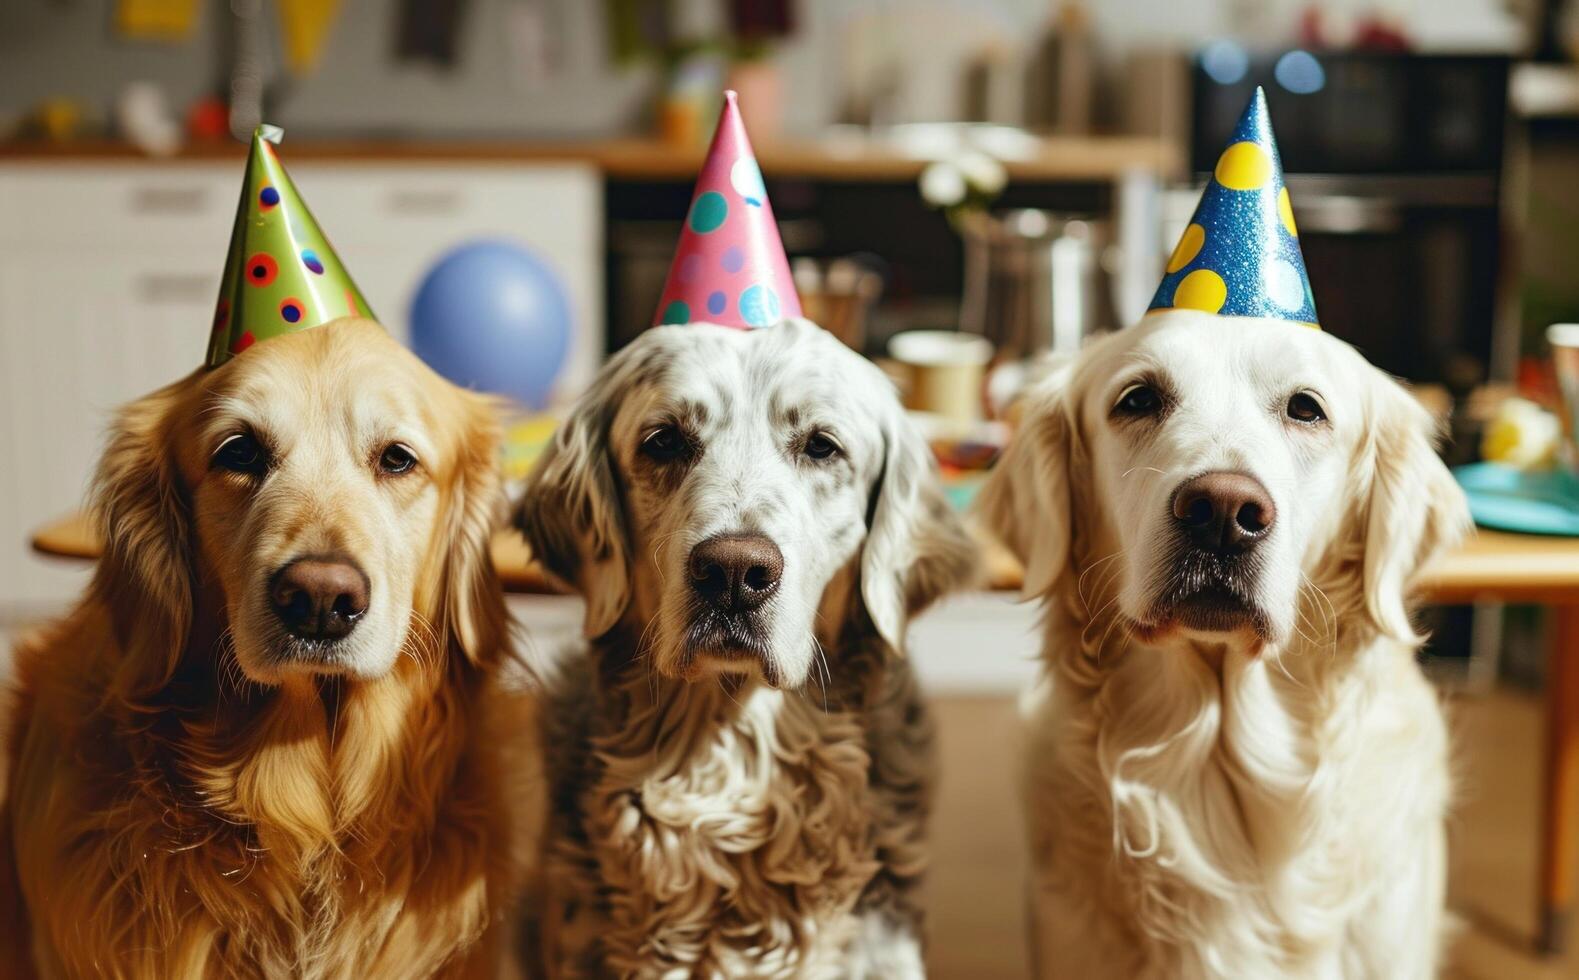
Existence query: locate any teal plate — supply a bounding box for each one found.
[1453,463,1579,537]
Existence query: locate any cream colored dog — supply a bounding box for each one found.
[979,309,1470,979]
[2,319,540,978]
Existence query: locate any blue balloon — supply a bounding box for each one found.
[409,240,572,409]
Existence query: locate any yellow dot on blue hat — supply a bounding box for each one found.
[1278,187,1297,237]
[1214,141,1272,191]
[1173,268,1227,313]
[1167,223,1206,274]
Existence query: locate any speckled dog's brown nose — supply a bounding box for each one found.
[688,534,783,612]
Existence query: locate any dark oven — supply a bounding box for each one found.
[1188,52,1511,385]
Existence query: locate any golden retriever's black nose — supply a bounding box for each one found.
[689,534,783,612]
[1172,472,1276,554]
[269,557,369,640]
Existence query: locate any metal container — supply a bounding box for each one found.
[958,209,1113,360]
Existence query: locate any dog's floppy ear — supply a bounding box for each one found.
[974,368,1075,597]
[515,389,631,639]
[90,374,197,694]
[1358,375,1472,643]
[438,393,509,666]
[861,403,979,652]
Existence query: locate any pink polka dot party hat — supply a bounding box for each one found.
[653,91,801,330]
[1148,87,1318,329]
[205,125,374,367]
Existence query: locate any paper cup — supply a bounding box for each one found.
[1549,324,1579,469]
[888,330,994,421]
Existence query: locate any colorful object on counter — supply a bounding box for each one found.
[1481,397,1562,470]
[652,90,802,330]
[115,0,201,42]
[206,125,374,368]
[276,0,346,75]
[500,412,563,482]
[1454,463,1579,537]
[409,240,572,410]
[1147,87,1318,328]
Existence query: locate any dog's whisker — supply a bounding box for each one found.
[1077,551,1125,610]
[1120,465,1168,479]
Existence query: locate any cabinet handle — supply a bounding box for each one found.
[136,273,214,303]
[385,189,462,214]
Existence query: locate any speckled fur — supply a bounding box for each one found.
[516,321,976,978]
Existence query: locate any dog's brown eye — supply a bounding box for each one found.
[640,425,690,463]
[804,432,841,460]
[378,443,418,474]
[213,433,269,476]
[1287,392,1327,424]
[1114,384,1163,417]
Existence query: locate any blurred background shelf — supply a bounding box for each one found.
[0,133,1182,182]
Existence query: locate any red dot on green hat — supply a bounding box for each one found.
[246,253,278,286]
[231,330,255,354]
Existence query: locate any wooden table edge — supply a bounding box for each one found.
[31,513,1579,605]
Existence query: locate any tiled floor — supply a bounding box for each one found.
[924,691,1579,979]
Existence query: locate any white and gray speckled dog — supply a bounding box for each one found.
[515,318,977,979]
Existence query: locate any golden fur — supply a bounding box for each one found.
[1,319,542,979]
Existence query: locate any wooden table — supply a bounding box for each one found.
[29,513,1579,954]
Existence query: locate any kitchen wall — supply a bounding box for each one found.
[1,0,1526,139]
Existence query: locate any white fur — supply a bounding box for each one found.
[979,311,1471,979]
[517,320,976,978]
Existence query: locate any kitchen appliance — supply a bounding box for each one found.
[958,209,1113,360]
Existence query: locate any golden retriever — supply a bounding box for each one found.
[1,318,542,979]
[979,310,1471,978]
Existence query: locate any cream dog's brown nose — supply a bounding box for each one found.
[1172,472,1276,554]
[689,534,783,612]
[270,556,369,640]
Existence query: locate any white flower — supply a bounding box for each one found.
[956,151,1007,196]
[919,161,967,208]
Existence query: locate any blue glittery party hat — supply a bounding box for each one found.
[1148,87,1317,328]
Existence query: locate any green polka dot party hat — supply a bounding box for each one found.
[1148,87,1318,329]
[205,125,374,367]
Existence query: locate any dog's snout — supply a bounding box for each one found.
[688,534,784,612]
[1171,472,1276,554]
[269,556,370,641]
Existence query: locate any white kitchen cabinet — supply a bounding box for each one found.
[0,160,602,612]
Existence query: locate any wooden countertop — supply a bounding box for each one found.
[30,512,1579,605]
[0,135,1182,183]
